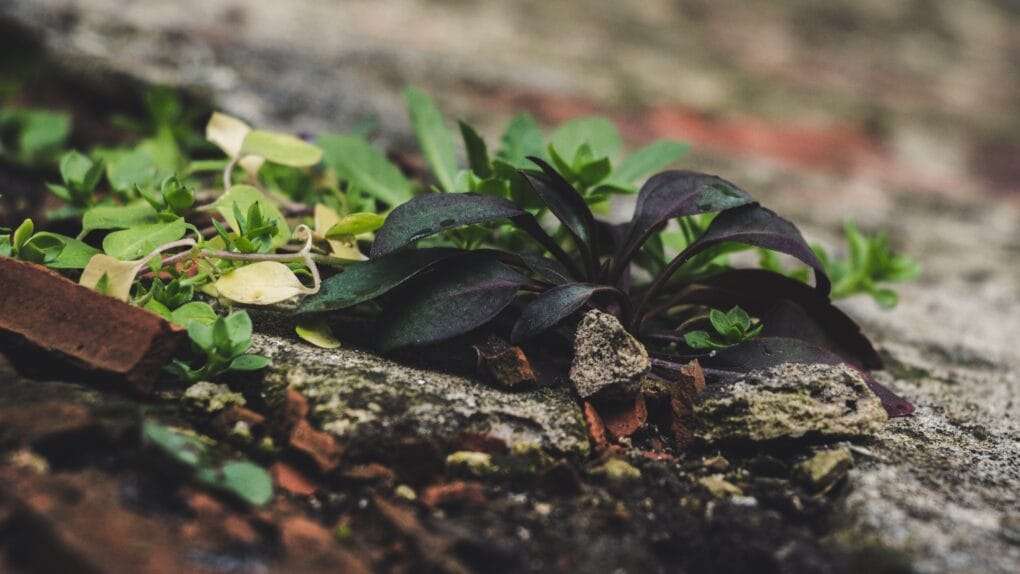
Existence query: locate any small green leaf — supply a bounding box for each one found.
[208,461,273,506]
[12,219,34,252]
[18,111,70,158]
[144,298,173,321]
[459,120,491,178]
[19,233,65,265]
[240,130,322,167]
[102,217,187,260]
[324,212,385,238]
[405,87,458,193]
[317,135,413,206]
[223,311,253,354]
[869,287,898,309]
[497,113,544,168]
[95,272,111,295]
[82,201,159,233]
[295,318,342,349]
[171,302,218,327]
[106,148,163,192]
[60,151,94,185]
[612,140,689,184]
[709,308,737,339]
[228,354,271,371]
[187,321,215,351]
[683,330,726,350]
[550,117,621,164]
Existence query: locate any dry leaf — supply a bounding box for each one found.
[79,254,143,301]
[214,261,309,305]
[205,111,265,175]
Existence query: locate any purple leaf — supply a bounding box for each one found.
[685,269,881,369]
[298,248,460,314]
[370,193,524,257]
[511,283,616,343]
[523,157,600,278]
[702,336,913,417]
[610,171,753,283]
[377,255,529,351]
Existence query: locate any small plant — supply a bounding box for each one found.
[299,157,879,380]
[46,151,105,208]
[683,306,763,350]
[166,310,270,383]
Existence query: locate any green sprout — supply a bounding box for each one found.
[46,151,105,208]
[683,306,763,350]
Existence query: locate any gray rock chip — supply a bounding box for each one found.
[250,333,590,458]
[569,310,650,399]
[182,382,246,413]
[694,363,887,443]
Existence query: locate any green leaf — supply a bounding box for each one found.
[318,134,413,206]
[709,308,739,339]
[496,113,544,167]
[210,185,289,248]
[228,354,271,371]
[683,330,728,350]
[611,140,689,184]
[171,301,218,327]
[728,306,752,332]
[19,233,64,265]
[31,232,98,268]
[576,156,612,187]
[95,272,111,295]
[82,201,159,233]
[295,318,342,349]
[144,298,173,321]
[405,87,458,193]
[223,311,253,355]
[187,321,215,351]
[324,212,386,238]
[869,287,898,309]
[459,121,491,178]
[12,219,33,252]
[549,117,621,164]
[60,151,95,186]
[106,148,163,192]
[102,217,186,260]
[203,461,273,506]
[240,130,322,167]
[18,111,70,158]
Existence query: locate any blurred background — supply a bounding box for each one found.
[2,0,1019,356]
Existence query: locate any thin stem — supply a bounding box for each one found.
[222,156,238,190]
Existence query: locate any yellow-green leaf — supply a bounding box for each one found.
[295,318,342,349]
[79,254,141,301]
[240,131,322,168]
[325,212,385,238]
[313,204,366,260]
[213,261,308,305]
[206,112,265,175]
[102,218,187,260]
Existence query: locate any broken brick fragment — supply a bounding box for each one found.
[271,462,319,496]
[0,258,186,391]
[473,334,537,389]
[595,394,648,441]
[420,481,487,509]
[289,419,343,474]
[582,401,609,450]
[342,463,396,484]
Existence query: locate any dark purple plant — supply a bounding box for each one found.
[300,158,912,417]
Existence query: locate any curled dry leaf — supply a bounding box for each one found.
[214,261,311,305]
[79,254,144,301]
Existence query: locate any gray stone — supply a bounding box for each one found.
[569,310,650,399]
[182,382,246,413]
[694,363,887,443]
[250,333,589,458]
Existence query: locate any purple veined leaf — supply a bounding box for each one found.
[369,191,584,279]
[298,248,462,314]
[681,269,882,369]
[377,255,530,351]
[701,336,913,418]
[511,283,626,343]
[523,157,600,279]
[634,203,831,331]
[609,170,754,284]
[509,252,574,285]
[370,193,524,257]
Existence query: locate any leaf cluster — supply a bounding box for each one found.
[166,310,270,383]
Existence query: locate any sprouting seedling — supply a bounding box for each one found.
[682,306,762,350]
[212,201,280,254]
[165,310,271,383]
[46,151,105,208]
